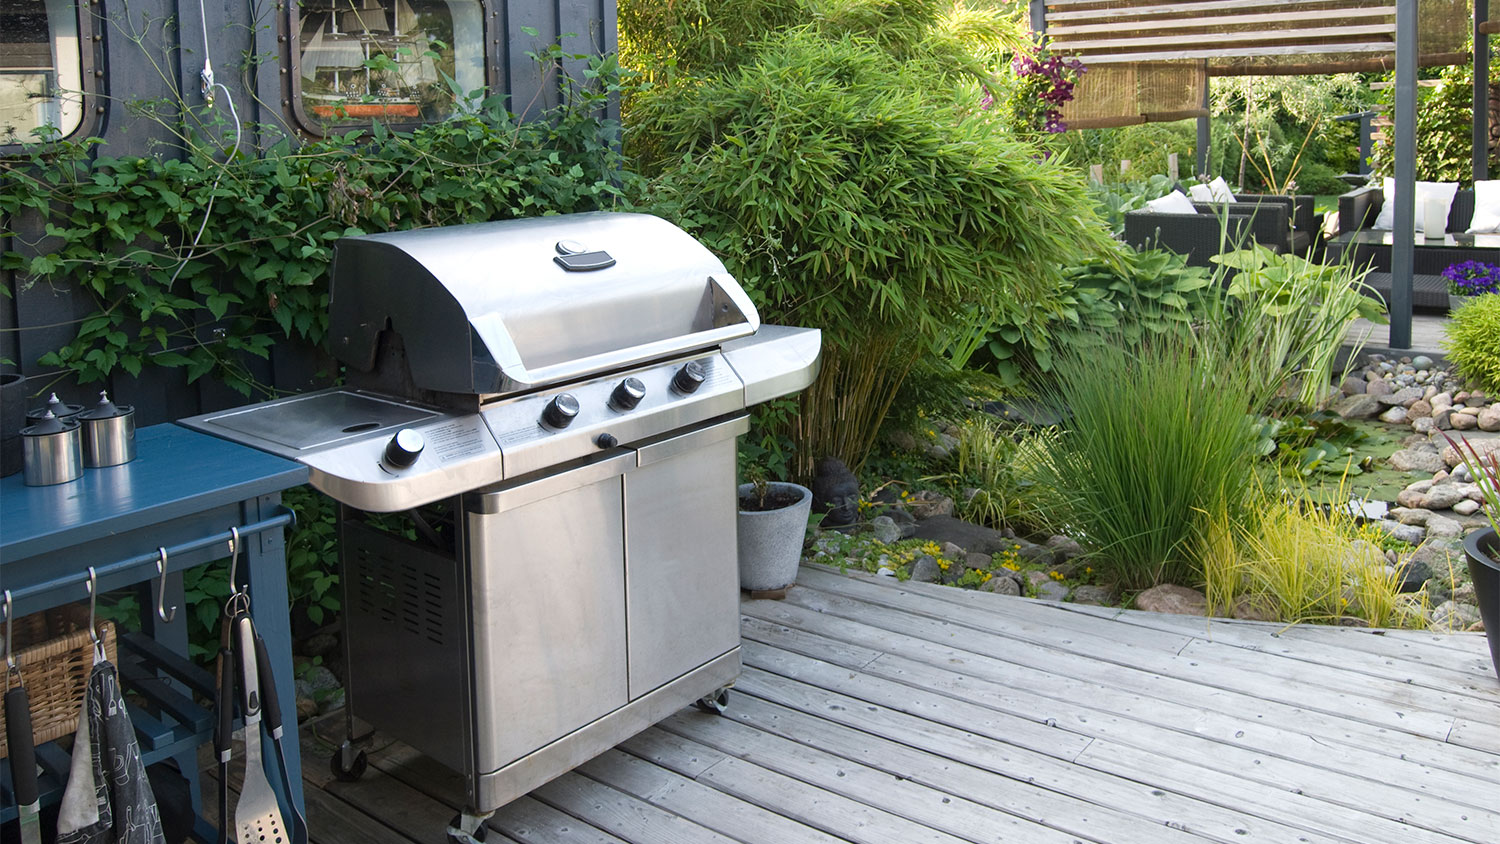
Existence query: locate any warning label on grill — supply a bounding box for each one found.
[427,419,491,462]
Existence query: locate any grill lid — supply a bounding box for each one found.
[328,212,760,395]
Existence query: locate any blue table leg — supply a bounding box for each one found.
[241,492,306,828]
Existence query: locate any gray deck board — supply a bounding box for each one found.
[281,563,1500,844]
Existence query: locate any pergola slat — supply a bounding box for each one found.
[1048,8,1393,36]
[1079,41,1396,64]
[1046,0,1344,13]
[1053,24,1396,52]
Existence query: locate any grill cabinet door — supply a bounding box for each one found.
[466,452,633,773]
[624,415,747,698]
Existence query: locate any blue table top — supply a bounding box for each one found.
[1,423,308,564]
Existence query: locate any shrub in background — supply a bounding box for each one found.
[1370,51,1500,184]
[626,4,1116,477]
[1444,294,1500,394]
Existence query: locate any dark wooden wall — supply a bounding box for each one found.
[1,0,616,426]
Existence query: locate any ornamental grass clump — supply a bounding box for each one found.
[1041,328,1269,592]
[1443,294,1500,394]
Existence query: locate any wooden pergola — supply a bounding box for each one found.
[1037,0,1495,349]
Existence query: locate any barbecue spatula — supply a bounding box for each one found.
[235,616,288,844]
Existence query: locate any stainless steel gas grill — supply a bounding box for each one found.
[180,212,820,841]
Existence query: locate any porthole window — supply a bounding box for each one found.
[0,0,85,143]
[292,0,485,129]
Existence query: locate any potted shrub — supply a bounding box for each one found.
[737,473,813,597]
[1443,432,1500,681]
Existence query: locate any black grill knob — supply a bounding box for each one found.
[672,361,707,395]
[610,377,646,411]
[595,433,618,449]
[383,428,425,469]
[543,393,580,428]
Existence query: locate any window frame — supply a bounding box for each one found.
[0,0,103,153]
[282,0,495,137]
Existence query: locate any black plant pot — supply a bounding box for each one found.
[1463,527,1500,682]
[1,372,27,478]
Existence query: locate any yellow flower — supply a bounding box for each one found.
[1049,571,1064,581]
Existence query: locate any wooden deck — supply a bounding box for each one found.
[248,563,1500,844]
[1345,313,1451,358]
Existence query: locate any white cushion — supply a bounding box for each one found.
[1145,191,1198,215]
[1372,177,1459,233]
[1467,180,1500,233]
[1187,183,1214,203]
[1208,176,1236,203]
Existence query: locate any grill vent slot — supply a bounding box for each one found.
[351,548,448,646]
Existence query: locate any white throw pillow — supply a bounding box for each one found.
[1208,176,1237,203]
[1144,191,1198,215]
[1467,180,1500,233]
[1371,177,1459,232]
[1187,183,1214,203]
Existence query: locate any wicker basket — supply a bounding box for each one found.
[1,605,117,759]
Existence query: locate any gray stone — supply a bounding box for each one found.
[1380,386,1423,406]
[1070,585,1115,606]
[1407,399,1433,418]
[913,516,1016,555]
[1412,417,1436,434]
[868,516,903,544]
[1465,394,1489,407]
[1411,355,1434,369]
[941,541,965,560]
[1429,600,1482,631]
[1333,394,1383,420]
[964,552,992,570]
[1339,375,1367,396]
[1379,407,1409,425]
[1231,596,1278,622]
[888,430,919,451]
[1420,485,1469,511]
[876,506,919,538]
[1409,540,1466,583]
[1389,449,1446,473]
[980,575,1021,595]
[1452,411,1479,431]
[906,490,955,520]
[1480,407,1500,432]
[909,555,942,583]
[1045,534,1084,563]
[1365,378,1394,397]
[1033,581,1069,602]
[1376,520,1426,545]
[1135,584,1208,616]
[1426,515,1464,537]
[1013,540,1054,566]
[295,665,343,714]
[1432,409,1453,430]
[304,631,339,660]
[1432,391,1454,408]
[1452,582,1477,604]
[1395,508,1433,526]
[1453,499,1482,516]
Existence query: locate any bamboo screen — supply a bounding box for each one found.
[1049,0,1485,129]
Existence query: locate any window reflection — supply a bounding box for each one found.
[296,0,484,126]
[0,0,84,143]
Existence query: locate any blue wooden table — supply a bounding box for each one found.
[1,423,309,839]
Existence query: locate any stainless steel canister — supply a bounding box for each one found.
[78,390,136,467]
[21,410,83,485]
[26,392,83,425]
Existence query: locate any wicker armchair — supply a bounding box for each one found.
[1123,201,1291,267]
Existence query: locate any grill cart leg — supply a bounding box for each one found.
[447,810,493,843]
[329,738,368,782]
[694,685,732,715]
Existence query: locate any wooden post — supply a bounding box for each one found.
[1167,153,1180,181]
[1089,164,1104,184]
[1120,159,1131,175]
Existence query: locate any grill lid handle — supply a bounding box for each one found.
[553,251,616,272]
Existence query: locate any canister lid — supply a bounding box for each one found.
[26,393,83,424]
[77,390,133,420]
[22,409,80,437]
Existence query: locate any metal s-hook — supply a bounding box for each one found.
[4,589,17,676]
[227,526,240,594]
[155,547,178,623]
[85,567,100,645]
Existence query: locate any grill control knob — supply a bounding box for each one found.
[595,433,618,449]
[383,428,425,470]
[610,377,646,411]
[672,361,707,395]
[543,393,580,428]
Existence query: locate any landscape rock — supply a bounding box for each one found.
[1231,595,1278,622]
[913,516,1015,555]
[906,490,955,520]
[1045,534,1085,563]
[1379,407,1409,425]
[1395,488,1428,509]
[1420,485,1469,511]
[1412,417,1436,434]
[909,555,942,583]
[1135,584,1208,616]
[1376,520,1426,545]
[876,506,919,538]
[887,430,919,451]
[1441,436,1500,468]
[1339,375,1366,395]
[1411,355,1434,370]
[1407,399,1433,418]
[1381,386,1423,406]
[1365,378,1393,397]
[1430,600,1482,631]
[1479,407,1500,432]
[1394,508,1432,526]
[941,542,966,560]
[964,552,992,570]
[980,574,1022,595]
[294,665,344,714]
[1332,394,1383,420]
[1013,540,1055,566]
[1409,540,1466,583]
[1451,412,1479,431]
[868,515,903,544]
[1070,585,1115,606]
[1033,581,1069,601]
[1389,449,1446,474]
[1425,515,1464,538]
[1452,499,1482,516]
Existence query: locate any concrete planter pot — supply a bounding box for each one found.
[737,482,812,594]
[1462,527,1500,682]
[1,372,27,478]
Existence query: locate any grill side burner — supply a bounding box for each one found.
[179,212,820,836]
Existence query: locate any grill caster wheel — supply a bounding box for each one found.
[695,687,731,715]
[330,745,368,782]
[447,812,490,843]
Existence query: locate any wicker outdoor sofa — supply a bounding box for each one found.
[1123,193,1320,268]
